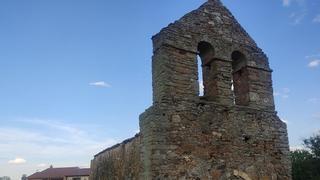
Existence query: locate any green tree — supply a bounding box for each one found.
[291,132,320,180]
[21,174,27,180]
[303,133,320,158]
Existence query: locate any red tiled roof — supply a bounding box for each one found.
[28,167,90,179]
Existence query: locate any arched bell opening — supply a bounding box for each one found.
[197,41,215,98]
[231,51,249,106]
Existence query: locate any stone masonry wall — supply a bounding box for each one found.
[139,103,291,179]
[90,135,140,180]
[151,0,274,110]
[91,0,291,179]
[140,0,290,178]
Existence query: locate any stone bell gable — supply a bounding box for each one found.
[151,0,274,109]
[90,1,291,179]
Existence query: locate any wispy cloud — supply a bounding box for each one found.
[89,81,111,88]
[282,0,306,7]
[289,12,307,25]
[274,88,291,99]
[8,158,26,164]
[20,118,85,137]
[313,14,320,23]
[313,113,320,119]
[308,59,320,68]
[305,53,320,68]
[37,163,48,168]
[308,98,320,104]
[305,54,320,59]
[282,0,291,6]
[13,118,117,149]
[0,127,113,159]
[282,0,308,25]
[0,118,117,177]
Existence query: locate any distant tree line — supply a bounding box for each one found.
[0,176,11,180]
[21,174,27,180]
[0,174,28,180]
[291,132,320,180]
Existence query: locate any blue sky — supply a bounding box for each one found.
[0,0,319,179]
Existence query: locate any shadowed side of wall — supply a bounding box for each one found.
[90,134,141,180]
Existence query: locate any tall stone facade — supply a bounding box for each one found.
[90,0,291,179]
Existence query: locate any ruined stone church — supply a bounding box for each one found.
[90,0,291,179]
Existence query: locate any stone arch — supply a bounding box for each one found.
[231,51,250,106]
[232,51,247,71]
[197,41,215,65]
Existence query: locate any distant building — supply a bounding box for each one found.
[27,167,90,180]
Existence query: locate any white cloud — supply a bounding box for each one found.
[8,158,26,164]
[313,14,320,23]
[308,59,320,68]
[89,81,111,88]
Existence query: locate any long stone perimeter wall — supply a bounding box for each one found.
[90,134,140,180]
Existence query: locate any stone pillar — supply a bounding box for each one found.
[204,58,234,105]
[152,45,199,105]
[246,66,275,110]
